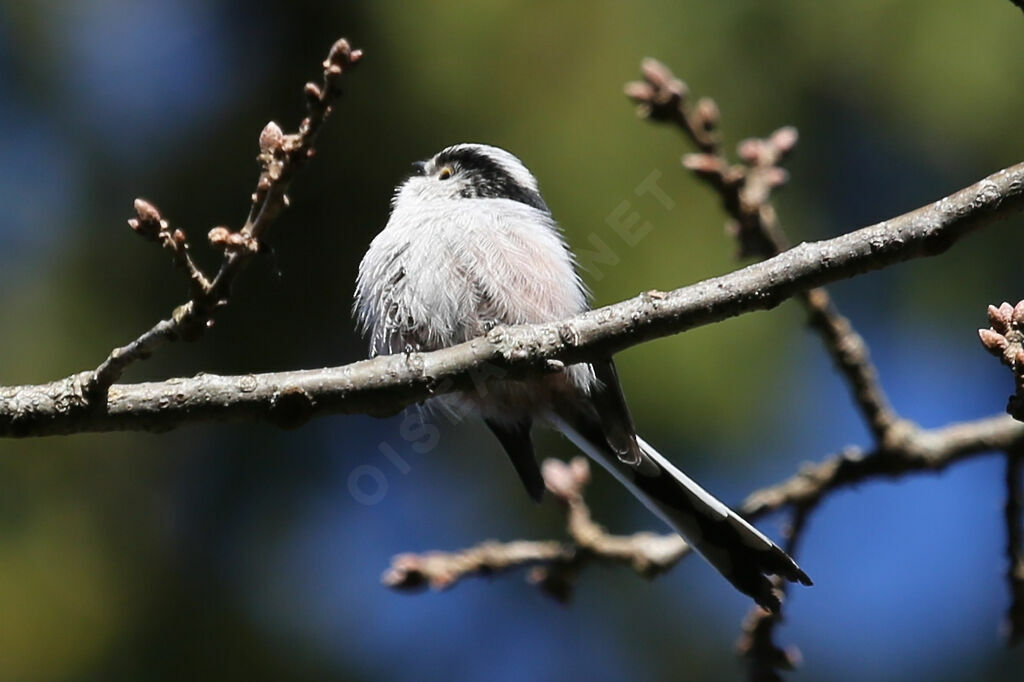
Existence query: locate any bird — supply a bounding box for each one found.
[353,143,811,610]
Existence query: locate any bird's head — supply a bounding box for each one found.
[393,143,549,212]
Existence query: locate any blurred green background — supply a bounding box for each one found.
[1,1,1023,680]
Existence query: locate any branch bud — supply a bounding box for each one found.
[989,304,1010,332]
[623,81,655,103]
[769,126,799,154]
[324,38,361,70]
[640,58,687,101]
[737,138,764,164]
[208,226,231,248]
[979,328,1010,356]
[129,198,165,240]
[1001,301,1015,321]
[682,153,725,176]
[693,97,720,131]
[761,167,790,188]
[259,121,284,153]
[134,198,161,223]
[304,81,323,105]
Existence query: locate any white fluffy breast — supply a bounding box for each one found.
[354,197,587,358]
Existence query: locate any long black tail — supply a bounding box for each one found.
[548,404,811,611]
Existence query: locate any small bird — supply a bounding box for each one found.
[354,143,811,610]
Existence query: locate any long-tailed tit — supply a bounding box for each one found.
[354,143,811,610]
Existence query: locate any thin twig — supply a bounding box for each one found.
[740,416,1024,517]
[126,198,211,299]
[382,540,574,592]
[383,458,689,599]
[377,415,1024,600]
[84,38,362,401]
[736,505,811,682]
[626,59,899,442]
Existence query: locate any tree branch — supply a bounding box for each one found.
[380,415,1024,599]
[84,38,362,400]
[740,415,1024,516]
[626,59,1024,668]
[3,160,1023,437]
[627,59,899,442]
[383,457,689,600]
[736,505,811,682]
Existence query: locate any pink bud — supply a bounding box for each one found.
[259,121,284,153]
[304,82,322,103]
[979,328,1009,355]
[682,153,724,174]
[737,138,762,163]
[568,456,591,485]
[989,304,1011,333]
[133,198,162,224]
[762,167,790,187]
[1012,301,1024,327]
[770,126,799,153]
[325,38,352,68]
[208,226,231,246]
[623,81,655,102]
[694,97,720,127]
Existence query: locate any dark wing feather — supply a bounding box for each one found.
[484,418,544,502]
[588,359,644,466]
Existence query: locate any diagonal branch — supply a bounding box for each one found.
[3,160,1023,437]
[627,59,899,442]
[84,38,362,401]
[625,59,1024,669]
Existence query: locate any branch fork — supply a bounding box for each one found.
[382,458,689,602]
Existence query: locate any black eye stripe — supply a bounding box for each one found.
[433,147,548,212]
[435,147,503,174]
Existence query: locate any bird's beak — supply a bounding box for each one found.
[411,160,428,175]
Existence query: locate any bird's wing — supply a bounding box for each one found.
[484,417,544,502]
[588,359,644,466]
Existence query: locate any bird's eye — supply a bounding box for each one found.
[438,166,454,180]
